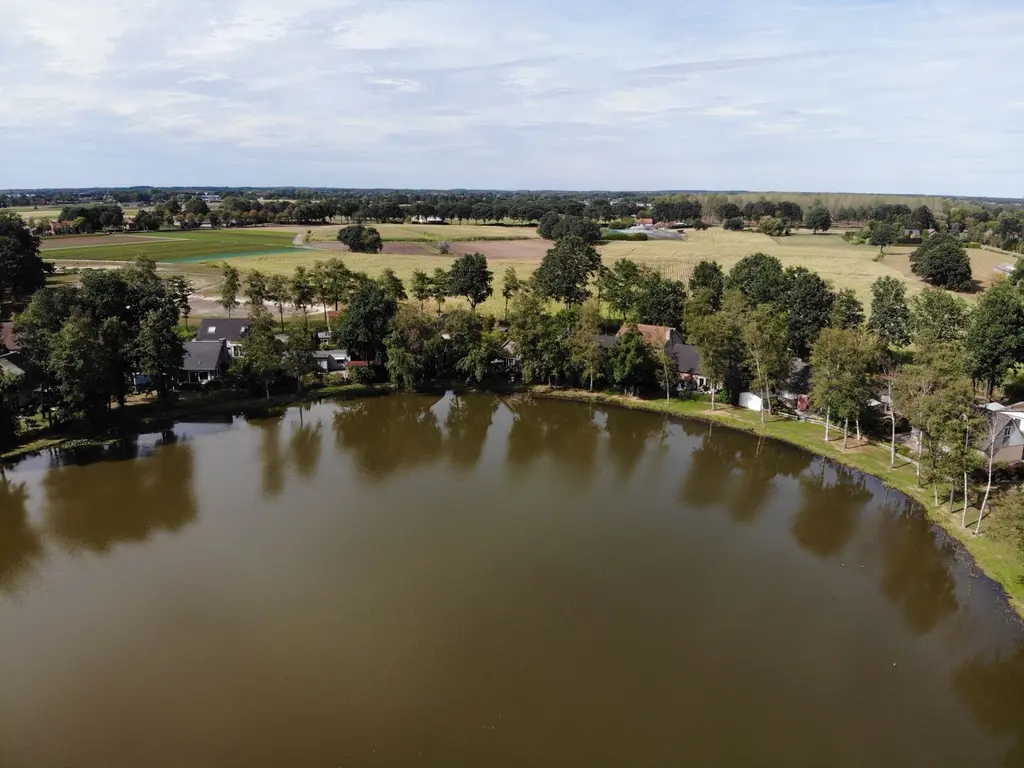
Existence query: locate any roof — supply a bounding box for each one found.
[595,334,617,350]
[196,318,250,342]
[0,352,28,377]
[985,402,1006,411]
[182,340,228,372]
[0,322,20,352]
[347,360,368,367]
[313,349,348,359]
[669,342,701,373]
[617,323,675,348]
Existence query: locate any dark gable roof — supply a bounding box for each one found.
[197,318,250,342]
[183,341,228,372]
[0,352,28,377]
[0,322,20,352]
[595,334,617,350]
[669,342,701,373]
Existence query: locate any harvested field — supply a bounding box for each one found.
[41,234,169,251]
[308,241,435,256]
[447,240,551,260]
[271,223,540,242]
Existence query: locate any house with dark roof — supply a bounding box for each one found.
[617,323,685,349]
[195,318,249,357]
[181,340,231,384]
[0,351,39,406]
[0,322,20,352]
[669,342,708,388]
[982,403,1024,463]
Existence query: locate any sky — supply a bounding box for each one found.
[0,0,1022,196]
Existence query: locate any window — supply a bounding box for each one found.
[1004,423,1014,439]
[206,326,216,334]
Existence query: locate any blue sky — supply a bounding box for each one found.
[1,0,1022,195]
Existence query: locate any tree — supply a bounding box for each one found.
[337,224,383,253]
[430,268,450,314]
[869,220,899,254]
[0,211,49,314]
[290,266,315,331]
[715,202,742,222]
[537,211,561,239]
[49,311,110,422]
[966,279,1024,397]
[282,326,316,393]
[688,292,747,410]
[0,371,20,448]
[136,306,184,402]
[220,263,240,317]
[757,216,790,237]
[238,304,280,400]
[245,270,267,306]
[910,234,972,291]
[384,305,437,390]
[335,281,397,364]
[727,252,789,306]
[183,196,209,218]
[742,304,791,422]
[166,275,193,331]
[448,252,493,310]
[569,299,604,390]
[533,235,601,305]
[410,269,432,310]
[608,325,655,395]
[501,266,521,320]
[376,268,407,301]
[265,273,289,332]
[805,202,832,233]
[829,288,864,330]
[909,205,936,232]
[723,217,745,231]
[688,260,724,311]
[324,258,351,311]
[810,328,876,447]
[867,276,911,348]
[634,268,686,329]
[910,286,969,345]
[784,266,834,359]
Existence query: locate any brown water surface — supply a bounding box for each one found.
[2,394,1023,767]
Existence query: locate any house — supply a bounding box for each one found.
[617,323,685,349]
[0,352,39,406]
[594,334,617,350]
[635,218,654,227]
[196,318,249,357]
[201,194,221,204]
[0,322,21,352]
[494,339,520,370]
[181,340,230,384]
[669,342,708,388]
[313,349,349,372]
[779,358,812,403]
[314,330,332,347]
[983,403,1024,463]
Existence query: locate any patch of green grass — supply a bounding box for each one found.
[44,229,301,262]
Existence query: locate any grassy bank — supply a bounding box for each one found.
[534,386,1024,617]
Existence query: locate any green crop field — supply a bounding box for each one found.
[270,223,541,243]
[43,229,301,262]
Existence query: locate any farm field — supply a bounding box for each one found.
[272,223,540,242]
[42,229,301,262]
[6,206,144,220]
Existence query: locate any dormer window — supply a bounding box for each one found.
[207,326,216,334]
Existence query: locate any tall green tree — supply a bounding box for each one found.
[410,269,432,310]
[867,276,911,348]
[810,328,876,447]
[220,263,240,317]
[166,275,193,331]
[688,291,747,409]
[726,252,789,306]
[49,311,110,422]
[501,266,521,320]
[829,288,864,329]
[533,235,601,305]
[265,273,289,332]
[966,279,1024,398]
[136,307,185,402]
[291,266,315,331]
[448,252,493,310]
[910,286,969,345]
[869,220,899,254]
[337,224,383,253]
[805,202,832,234]
[335,281,397,365]
[742,304,791,422]
[784,266,834,358]
[0,211,50,315]
[0,370,20,448]
[282,325,316,393]
[910,234,972,291]
[688,260,724,310]
[376,268,407,302]
[237,304,281,400]
[245,270,267,306]
[569,299,604,390]
[430,268,450,314]
[608,326,655,395]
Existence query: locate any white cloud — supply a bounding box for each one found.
[703,105,759,118]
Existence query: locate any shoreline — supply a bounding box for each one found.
[5,381,1022,618]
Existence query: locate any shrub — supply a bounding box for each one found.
[437,241,450,255]
[723,217,745,231]
[349,364,378,384]
[337,224,383,253]
[601,231,649,241]
[608,218,636,229]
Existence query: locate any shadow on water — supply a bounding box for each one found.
[257,414,286,498]
[332,394,444,482]
[603,406,667,480]
[43,432,197,553]
[0,474,43,594]
[444,393,498,471]
[956,644,1024,767]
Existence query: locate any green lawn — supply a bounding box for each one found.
[43,229,301,262]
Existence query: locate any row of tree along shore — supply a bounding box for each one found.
[2,213,1024,588]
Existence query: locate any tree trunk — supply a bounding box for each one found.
[711,388,716,411]
[916,435,923,484]
[265,381,270,401]
[961,472,969,529]
[890,416,896,467]
[323,305,329,323]
[825,407,831,442]
[843,419,849,450]
[948,487,954,514]
[589,373,593,391]
[856,419,861,443]
[977,445,995,535]
[934,485,939,506]
[278,308,285,333]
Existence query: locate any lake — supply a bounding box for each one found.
[2,393,1023,767]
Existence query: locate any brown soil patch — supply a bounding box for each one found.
[41,235,170,251]
[305,241,433,256]
[447,240,550,260]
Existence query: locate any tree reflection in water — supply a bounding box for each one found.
[0,474,43,593]
[258,414,286,498]
[444,394,498,471]
[43,433,197,553]
[955,641,1024,767]
[288,411,323,479]
[505,397,600,481]
[332,395,443,482]
[791,460,871,559]
[603,406,667,480]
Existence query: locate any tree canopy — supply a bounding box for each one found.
[448,252,494,310]
[867,276,911,348]
[910,234,972,291]
[533,235,601,305]
[337,224,384,254]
